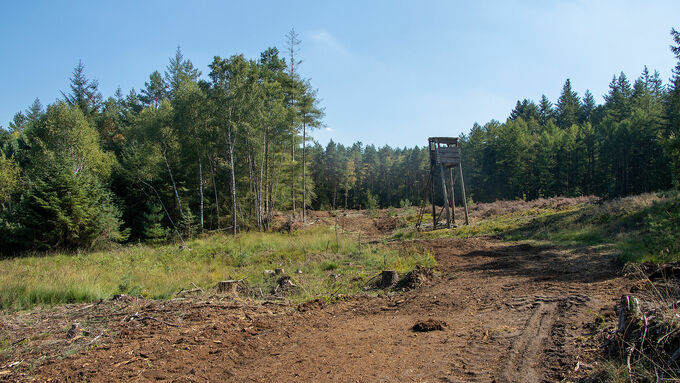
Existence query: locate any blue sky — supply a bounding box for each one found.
[1,0,679,147]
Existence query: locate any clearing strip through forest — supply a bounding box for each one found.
[3,225,631,381]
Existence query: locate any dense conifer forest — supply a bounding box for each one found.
[1,29,680,253]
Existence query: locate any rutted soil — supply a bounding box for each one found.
[2,237,628,382]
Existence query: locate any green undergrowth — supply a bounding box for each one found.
[0,226,435,311]
[393,191,680,264]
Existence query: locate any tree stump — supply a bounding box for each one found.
[216,280,238,295]
[381,270,399,288]
[275,268,285,275]
[66,323,81,339]
[617,294,641,335]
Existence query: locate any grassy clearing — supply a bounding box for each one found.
[0,226,434,311]
[393,204,587,241]
[393,191,680,263]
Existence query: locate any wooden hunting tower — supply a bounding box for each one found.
[426,137,469,228]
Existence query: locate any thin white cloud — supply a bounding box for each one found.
[324,127,333,132]
[309,29,348,56]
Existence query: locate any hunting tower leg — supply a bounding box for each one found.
[449,167,456,224]
[430,172,436,228]
[459,164,469,225]
[439,163,451,229]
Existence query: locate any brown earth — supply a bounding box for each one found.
[1,235,629,382]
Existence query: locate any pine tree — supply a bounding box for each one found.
[298,81,323,222]
[341,159,356,209]
[140,71,168,108]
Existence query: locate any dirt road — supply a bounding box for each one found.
[22,238,628,382]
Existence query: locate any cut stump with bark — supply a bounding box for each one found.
[617,294,641,335]
[216,280,238,295]
[381,270,399,288]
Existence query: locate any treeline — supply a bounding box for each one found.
[2,29,680,253]
[460,70,674,201]
[308,141,429,210]
[303,29,680,207]
[458,30,680,202]
[0,30,325,253]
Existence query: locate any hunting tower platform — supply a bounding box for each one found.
[425,137,469,228]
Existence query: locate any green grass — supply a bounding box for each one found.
[393,191,680,264]
[393,205,587,241]
[0,226,435,311]
[617,193,680,263]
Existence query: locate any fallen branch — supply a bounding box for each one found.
[627,346,634,383]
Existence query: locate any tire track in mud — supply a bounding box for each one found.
[499,294,590,383]
[501,301,558,383]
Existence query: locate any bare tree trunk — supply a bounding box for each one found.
[291,139,296,216]
[247,150,254,226]
[345,187,348,210]
[333,185,337,210]
[263,127,270,230]
[198,154,204,233]
[209,154,220,230]
[248,150,262,232]
[302,121,307,223]
[270,155,283,224]
[259,128,267,230]
[227,127,238,235]
[162,149,183,218]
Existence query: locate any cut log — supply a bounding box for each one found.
[216,280,238,295]
[381,270,399,288]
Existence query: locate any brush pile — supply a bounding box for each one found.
[601,263,680,381]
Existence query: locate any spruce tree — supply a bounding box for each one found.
[664,28,680,185]
[61,61,102,118]
[580,90,596,123]
[3,162,124,251]
[165,46,201,98]
[538,95,554,126]
[555,79,581,129]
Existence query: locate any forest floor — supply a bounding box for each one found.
[3,195,677,382]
